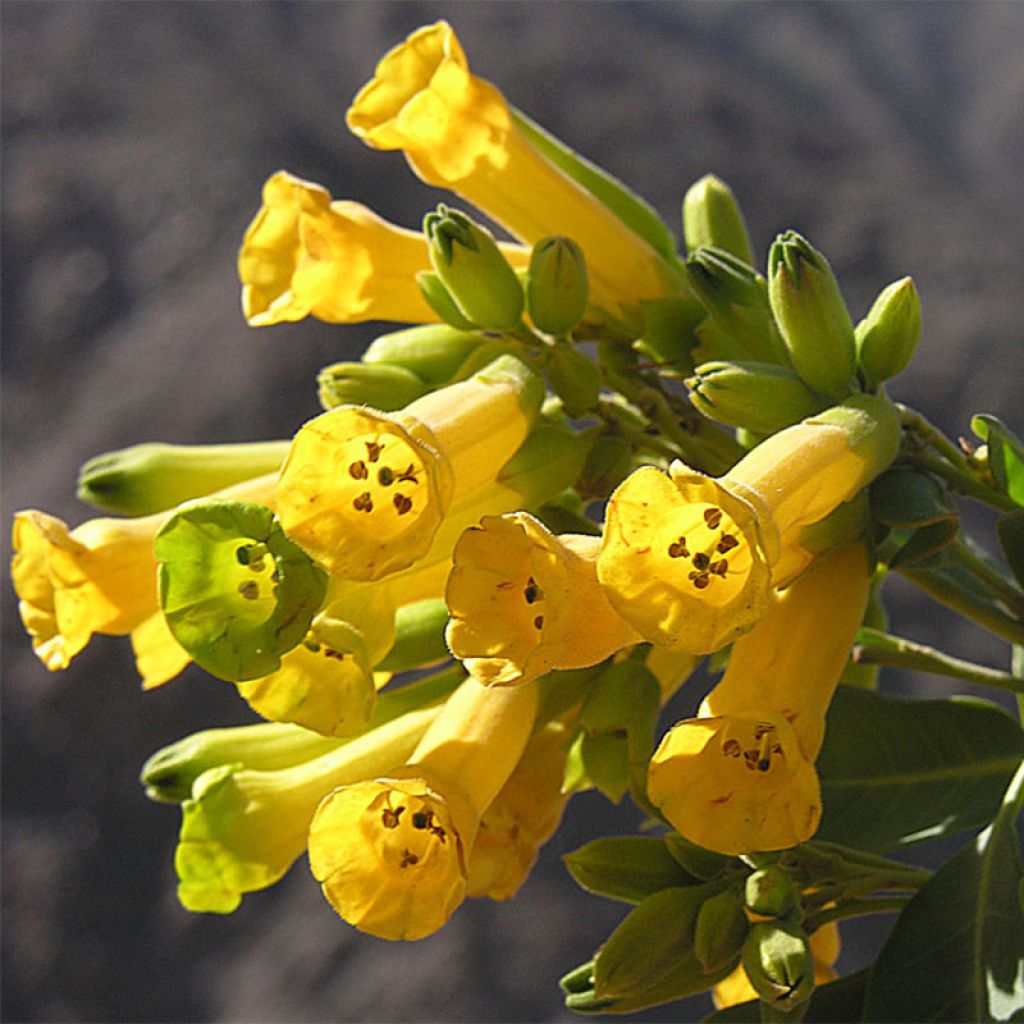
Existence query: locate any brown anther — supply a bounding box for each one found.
[710,559,729,577]
[322,647,346,661]
[353,492,374,512]
[524,577,541,604]
[704,507,723,530]
[717,534,739,554]
[381,806,405,828]
[692,552,711,571]
[689,572,710,590]
[393,494,413,515]
[237,581,260,600]
[348,461,369,480]
[667,538,690,559]
[365,441,384,463]
[430,824,448,843]
[396,464,419,484]
[722,739,742,758]
[399,849,419,868]
[533,615,544,631]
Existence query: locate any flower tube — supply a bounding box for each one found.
[308,677,538,940]
[346,21,683,322]
[646,541,871,855]
[445,512,641,686]
[597,395,898,653]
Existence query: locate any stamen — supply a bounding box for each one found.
[524,576,541,603]
[237,581,260,600]
[322,647,346,662]
[667,537,690,558]
[396,465,419,484]
[689,572,710,590]
[365,441,384,463]
[533,615,544,631]
[353,492,374,512]
[710,559,729,577]
[722,738,742,758]
[348,461,369,480]
[381,805,405,828]
[393,494,413,515]
[399,849,419,868]
[717,534,739,554]
[704,507,723,530]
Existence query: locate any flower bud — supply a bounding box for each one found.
[768,231,856,401]
[741,921,816,1011]
[683,174,754,264]
[744,865,798,918]
[855,276,922,390]
[362,324,486,386]
[77,441,290,517]
[526,235,589,335]
[424,205,524,329]
[694,889,750,974]
[545,341,602,415]
[687,360,826,434]
[316,361,430,412]
[415,270,477,330]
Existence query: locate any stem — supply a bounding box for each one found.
[805,895,915,932]
[803,841,932,884]
[955,538,1024,619]
[853,634,1024,695]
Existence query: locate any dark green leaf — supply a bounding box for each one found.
[704,968,870,1023]
[997,510,1024,589]
[974,415,1024,507]
[563,835,700,904]
[664,830,734,880]
[871,466,957,528]
[862,759,1024,1022]
[816,686,1024,852]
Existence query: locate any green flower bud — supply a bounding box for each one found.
[362,324,486,386]
[155,500,327,682]
[694,888,749,974]
[374,598,450,673]
[683,174,754,264]
[76,441,291,517]
[415,270,477,330]
[526,235,589,335]
[545,341,602,415]
[741,921,816,1011]
[424,205,524,329]
[855,276,922,390]
[744,865,798,918]
[768,231,857,400]
[687,360,826,434]
[577,434,633,500]
[316,361,430,411]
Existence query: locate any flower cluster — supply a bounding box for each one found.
[14,19,1024,1020]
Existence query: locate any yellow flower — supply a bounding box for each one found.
[647,542,871,855]
[308,677,537,940]
[598,395,898,653]
[346,21,682,321]
[275,355,543,579]
[446,512,641,686]
[712,921,841,1009]
[11,473,278,676]
[466,717,572,901]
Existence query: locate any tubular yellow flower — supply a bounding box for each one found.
[445,512,642,686]
[275,354,543,579]
[346,22,682,321]
[11,473,278,675]
[712,922,841,1010]
[466,717,572,900]
[598,395,898,652]
[308,678,537,940]
[647,542,872,855]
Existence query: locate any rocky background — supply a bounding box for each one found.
[3,3,1023,1021]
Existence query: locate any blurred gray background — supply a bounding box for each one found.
[3,3,1023,1021]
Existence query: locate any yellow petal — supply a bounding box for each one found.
[133,612,191,690]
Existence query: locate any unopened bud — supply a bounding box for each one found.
[768,231,856,401]
[77,441,290,517]
[545,341,602,415]
[744,865,798,918]
[526,235,589,335]
[855,276,922,390]
[683,174,754,264]
[415,270,477,330]
[362,324,486,386]
[694,889,749,974]
[316,361,429,411]
[741,921,816,1011]
[687,360,825,434]
[424,205,524,329]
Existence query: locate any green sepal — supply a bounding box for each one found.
[155,500,327,682]
[870,465,959,567]
[563,835,702,904]
[511,107,682,269]
[973,414,1024,507]
[664,831,733,880]
[740,921,815,1012]
[632,295,704,375]
[450,337,526,382]
[683,174,754,264]
[545,341,602,415]
[374,598,451,673]
[694,887,750,974]
[564,729,629,803]
[415,270,477,330]
[362,323,486,386]
[996,509,1024,589]
[316,360,429,412]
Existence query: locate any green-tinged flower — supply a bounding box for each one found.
[683,174,754,265]
[526,236,589,335]
[424,205,524,329]
[598,395,897,652]
[276,354,543,579]
[308,678,538,940]
[855,276,922,390]
[174,704,440,914]
[316,361,430,412]
[362,323,489,386]
[155,500,327,682]
[768,231,857,401]
[76,440,291,517]
[687,360,827,435]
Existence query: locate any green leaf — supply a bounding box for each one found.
[862,758,1024,1022]
[665,830,733,880]
[511,108,682,267]
[563,835,701,904]
[973,415,1024,507]
[155,500,327,681]
[704,968,870,1023]
[815,686,1024,852]
[870,466,959,567]
[997,510,1024,589]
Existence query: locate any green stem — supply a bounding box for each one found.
[954,538,1024,618]
[852,634,1024,695]
[805,895,915,933]
[802,841,932,883]
[898,405,973,472]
